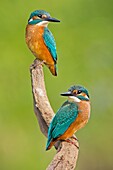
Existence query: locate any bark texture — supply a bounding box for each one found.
[30,59,79,170]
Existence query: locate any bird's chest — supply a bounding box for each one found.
[75,101,90,130]
[59,101,90,140]
[26,25,45,55]
[67,101,90,135]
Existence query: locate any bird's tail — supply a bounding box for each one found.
[46,139,56,151]
[48,64,57,76]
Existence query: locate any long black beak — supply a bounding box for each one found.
[45,17,60,22]
[60,91,73,96]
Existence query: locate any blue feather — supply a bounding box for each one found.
[46,101,78,150]
[43,27,57,62]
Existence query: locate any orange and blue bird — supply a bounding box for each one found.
[25,10,60,76]
[46,85,90,150]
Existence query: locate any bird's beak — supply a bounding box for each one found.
[60,91,72,96]
[45,17,60,22]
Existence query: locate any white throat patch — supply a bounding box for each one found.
[37,21,49,27]
[69,96,81,103]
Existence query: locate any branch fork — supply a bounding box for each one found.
[30,59,79,170]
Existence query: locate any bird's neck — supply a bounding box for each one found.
[26,24,45,40]
[68,96,81,103]
[26,24,45,32]
[36,21,49,27]
[68,96,90,106]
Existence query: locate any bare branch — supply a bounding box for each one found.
[30,59,79,170]
[46,140,79,170]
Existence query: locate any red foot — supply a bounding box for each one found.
[71,136,78,141]
[66,139,79,149]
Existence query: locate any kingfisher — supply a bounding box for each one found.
[25,10,60,76]
[46,85,90,150]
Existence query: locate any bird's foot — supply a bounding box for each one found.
[30,59,44,71]
[66,139,79,149]
[71,136,79,141]
[56,142,62,153]
[30,59,38,70]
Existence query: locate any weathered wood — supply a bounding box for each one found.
[30,59,79,170]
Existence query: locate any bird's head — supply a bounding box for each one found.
[61,85,90,102]
[28,10,60,26]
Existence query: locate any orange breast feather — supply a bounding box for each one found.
[26,25,54,66]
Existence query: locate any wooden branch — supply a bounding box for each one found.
[30,59,79,170]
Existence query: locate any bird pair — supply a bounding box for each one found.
[25,10,91,150]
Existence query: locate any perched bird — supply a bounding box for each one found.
[25,10,60,76]
[46,85,90,150]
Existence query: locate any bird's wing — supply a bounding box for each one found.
[48,101,78,140]
[43,27,57,62]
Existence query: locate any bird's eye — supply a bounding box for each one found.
[38,14,42,18]
[42,14,47,19]
[73,90,77,95]
[77,90,82,94]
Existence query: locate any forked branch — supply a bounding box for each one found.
[30,59,79,170]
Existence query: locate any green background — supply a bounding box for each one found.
[0,0,113,169]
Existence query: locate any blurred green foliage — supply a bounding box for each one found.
[0,0,113,169]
